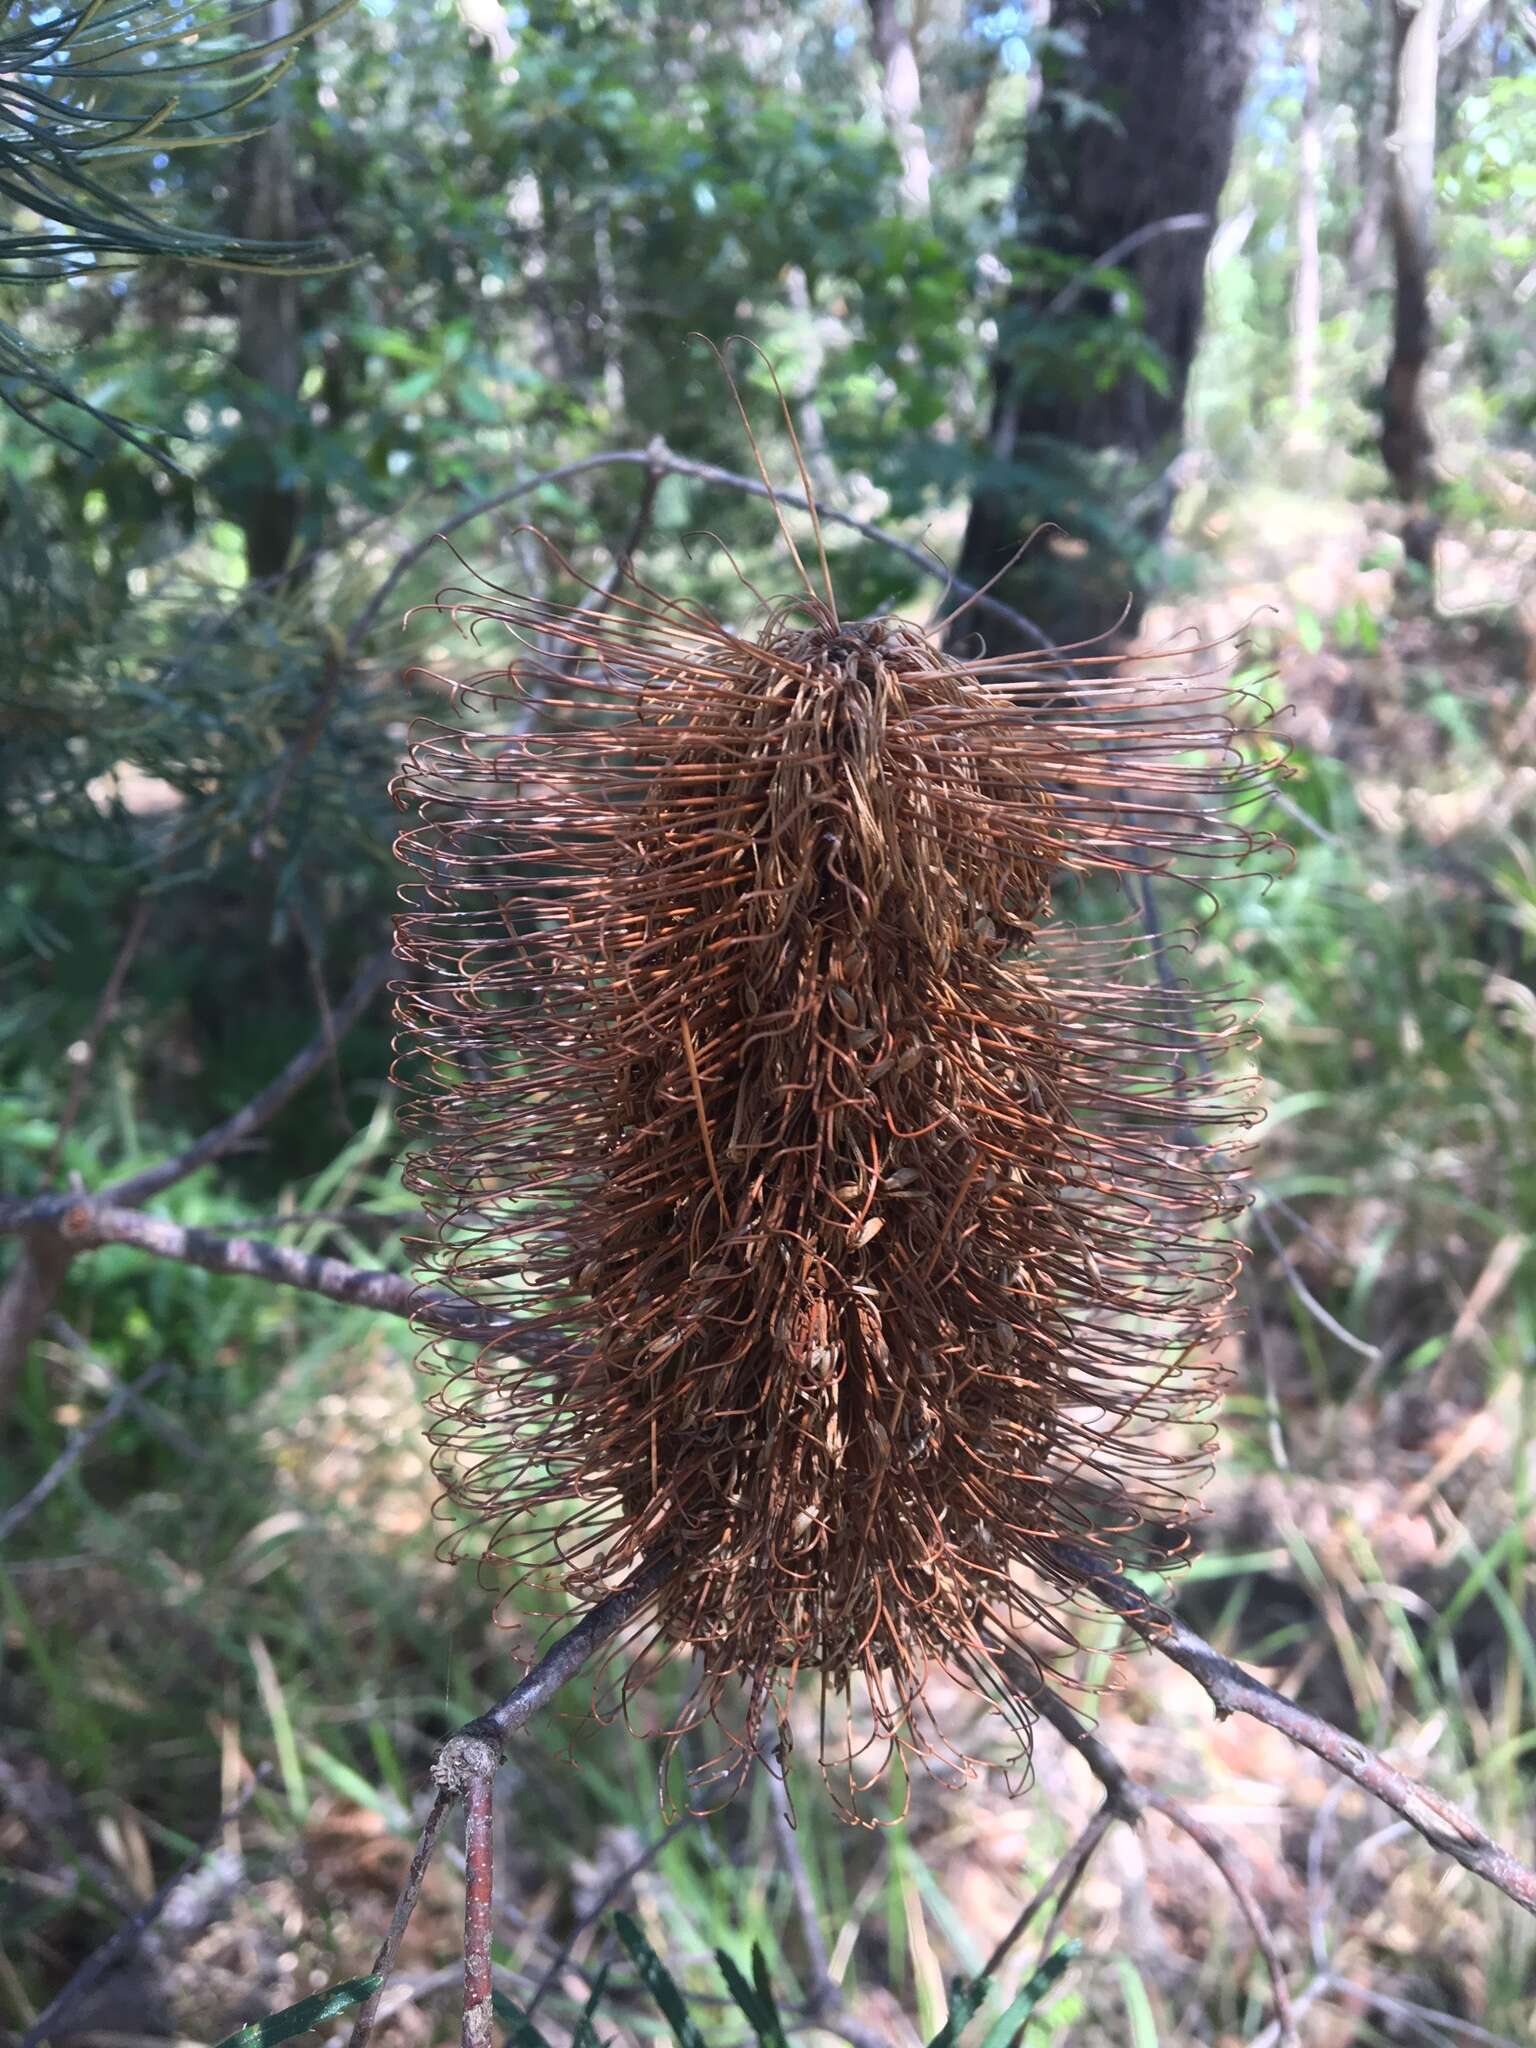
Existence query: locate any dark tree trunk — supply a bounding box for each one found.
[233,0,303,585]
[1347,0,1393,285]
[1381,0,1443,571]
[947,0,1261,657]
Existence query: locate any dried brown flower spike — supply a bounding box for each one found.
[394,374,1269,1812]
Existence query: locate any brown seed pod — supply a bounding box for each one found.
[393,389,1271,1814]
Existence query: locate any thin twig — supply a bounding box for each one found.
[18,1774,262,2048]
[45,897,153,1178]
[375,1960,533,2024]
[42,1316,203,1462]
[105,948,395,1209]
[1141,1791,1299,2048]
[1002,1660,1297,2045]
[979,1799,1116,1983]
[0,1363,170,1544]
[765,1750,891,2048]
[250,635,346,863]
[344,1789,455,2048]
[259,449,667,873]
[347,444,1058,658]
[0,950,395,1232]
[1251,1204,1381,1361]
[460,1772,495,2048]
[1039,213,1210,323]
[1047,1545,1536,1916]
[593,439,667,610]
[523,1812,697,2020]
[347,1561,671,2048]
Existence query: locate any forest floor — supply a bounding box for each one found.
[3,493,1535,2048]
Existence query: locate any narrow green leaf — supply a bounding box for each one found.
[571,1962,612,2048]
[925,1971,991,2048]
[491,1987,555,2047]
[716,1946,788,2047]
[614,1910,708,2048]
[1114,1957,1160,2048]
[211,1974,381,2047]
[752,1942,791,2046]
[977,1943,1079,2048]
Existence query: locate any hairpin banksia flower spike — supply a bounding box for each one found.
[392,346,1274,1818]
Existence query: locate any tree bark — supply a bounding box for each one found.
[1381,0,1444,570]
[867,0,932,215]
[1291,0,1323,421]
[233,0,303,584]
[947,0,1262,657]
[1347,0,1393,284]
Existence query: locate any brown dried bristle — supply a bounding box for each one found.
[393,405,1270,1814]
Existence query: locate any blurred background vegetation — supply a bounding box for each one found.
[2,1,1535,2043]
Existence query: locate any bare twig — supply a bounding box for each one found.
[45,1199,546,1351]
[250,635,346,863]
[523,1812,697,2020]
[43,1316,203,1461]
[344,1788,455,2048]
[1047,1544,1536,1917]
[1250,1204,1381,1361]
[261,449,667,872]
[594,439,667,608]
[106,948,395,1209]
[1001,1658,1297,2045]
[0,1363,170,1544]
[979,1799,1116,1982]
[1039,213,1210,323]
[765,1750,891,2048]
[347,443,1058,658]
[347,1560,669,2048]
[18,1774,262,2048]
[460,1771,495,2048]
[0,949,395,1234]
[45,898,153,1179]
[1142,1792,1298,2048]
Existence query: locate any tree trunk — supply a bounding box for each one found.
[947,0,1261,657]
[1291,0,1323,421]
[1381,0,1443,570]
[867,0,932,215]
[233,0,303,585]
[1347,0,1393,284]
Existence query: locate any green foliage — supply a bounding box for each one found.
[612,1911,710,2048]
[1439,75,1536,441]
[210,1974,382,2046]
[0,0,348,460]
[488,1917,1076,2048]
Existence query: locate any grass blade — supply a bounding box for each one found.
[211,1974,381,2046]
[614,1909,708,2048]
[977,1943,1079,2048]
[716,1944,789,2046]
